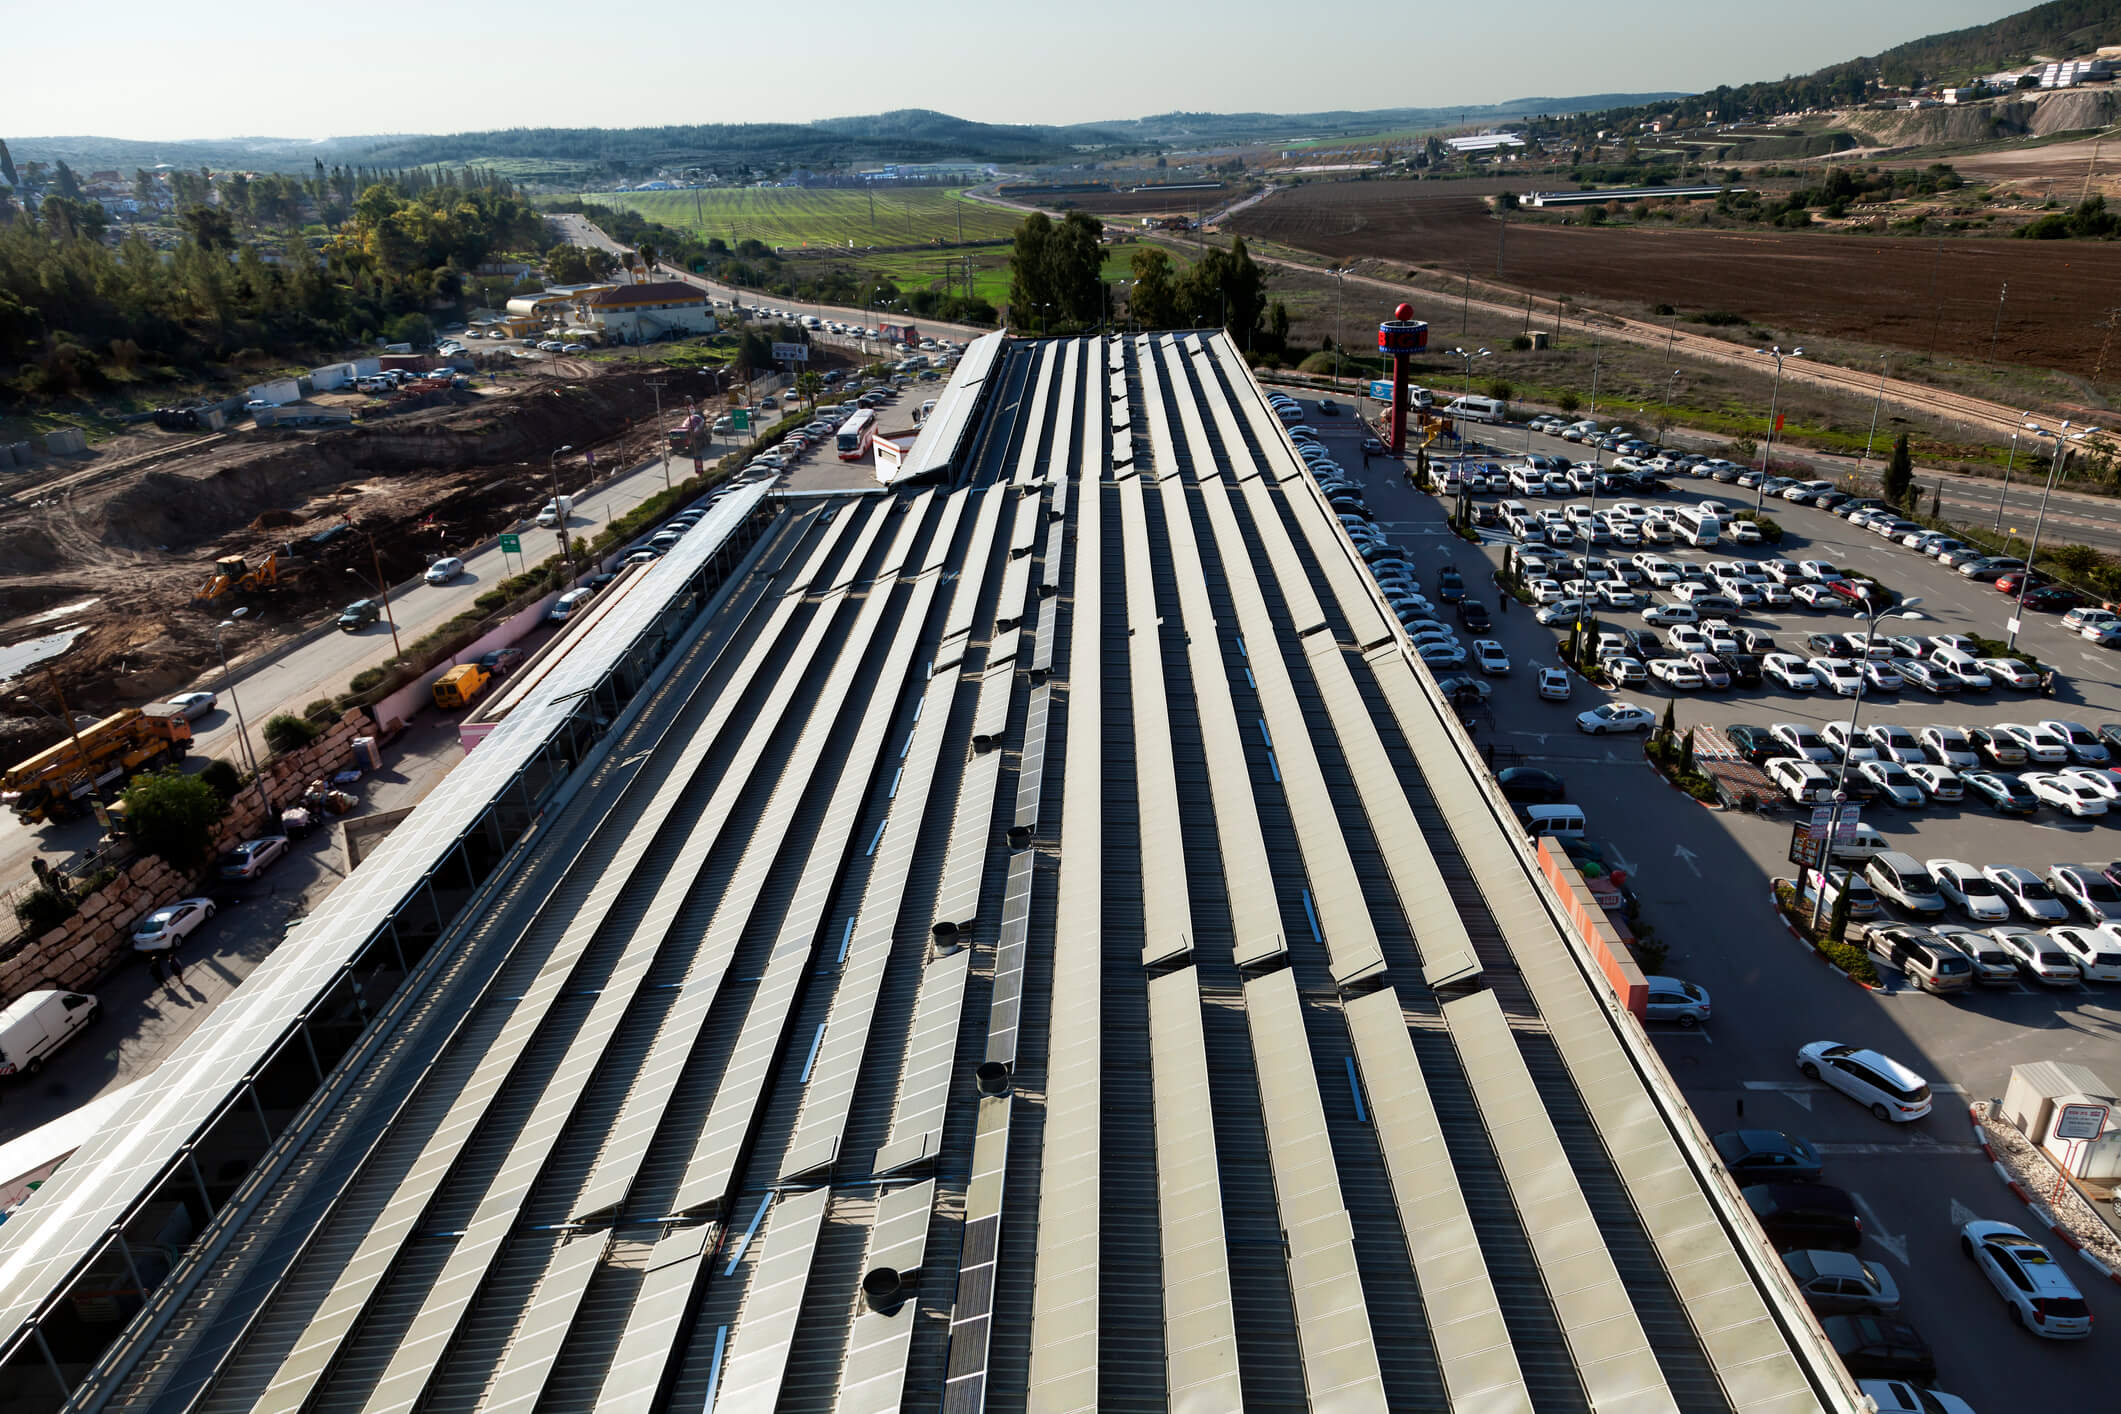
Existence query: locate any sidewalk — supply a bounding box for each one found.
[0,713,466,1144]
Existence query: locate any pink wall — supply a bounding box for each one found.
[372,590,563,733]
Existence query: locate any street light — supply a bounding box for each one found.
[1855,354,1888,486]
[550,443,575,579]
[2009,421,2091,651]
[647,377,671,491]
[1752,345,1803,515]
[1993,430,2020,533]
[1812,593,1925,930]
[345,557,403,665]
[213,609,272,822]
[1329,267,1350,387]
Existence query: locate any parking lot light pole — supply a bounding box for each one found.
[2010,421,2088,651]
[214,610,273,822]
[1856,354,1888,485]
[1993,431,2020,533]
[1447,346,1489,450]
[1753,345,1802,515]
[1810,593,1924,930]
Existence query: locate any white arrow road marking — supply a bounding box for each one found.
[1606,844,1637,874]
[1950,1197,1983,1229]
[1743,1081,1814,1112]
[1674,843,1701,877]
[1850,1192,1910,1265]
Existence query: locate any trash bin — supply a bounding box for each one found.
[352,735,382,771]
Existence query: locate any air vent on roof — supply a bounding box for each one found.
[862,1265,908,1313]
[976,1060,1011,1095]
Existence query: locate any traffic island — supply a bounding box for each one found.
[1768,877,1881,988]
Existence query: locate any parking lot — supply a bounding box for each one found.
[1276,388,2121,1412]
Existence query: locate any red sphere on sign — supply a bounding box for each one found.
[1395,302,1414,320]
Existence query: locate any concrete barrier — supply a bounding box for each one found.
[1537,836,1648,1017]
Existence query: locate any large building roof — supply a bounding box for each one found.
[585,280,706,308]
[0,334,1858,1413]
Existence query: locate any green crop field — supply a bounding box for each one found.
[555,187,1023,250]
[799,244,1192,309]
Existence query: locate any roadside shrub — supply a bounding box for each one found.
[303,697,337,723]
[263,712,320,755]
[474,589,509,612]
[13,884,76,938]
[1485,379,1514,402]
[349,667,387,693]
[1556,390,1581,415]
[1509,335,1532,352]
[1770,878,1881,984]
[197,758,243,801]
[1731,510,1784,543]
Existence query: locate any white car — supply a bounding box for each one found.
[1928,859,2013,922]
[1980,657,2041,690]
[2047,924,2121,981]
[1996,723,2068,763]
[166,690,218,721]
[1768,757,1834,804]
[1577,701,1656,734]
[1665,625,1709,656]
[1859,660,1905,694]
[218,835,290,880]
[1809,658,1862,696]
[1648,657,1704,690]
[424,556,465,585]
[1419,642,1468,668]
[1918,726,1978,768]
[1983,865,2071,922]
[1790,583,1840,608]
[131,897,217,953]
[1904,762,1962,801]
[1959,1218,2093,1338]
[1527,578,1567,605]
[1535,667,1572,700]
[1985,926,2080,985]
[1770,722,1834,763]
[1594,581,1640,610]
[1797,560,1844,582]
[1473,640,1511,675]
[1641,599,1697,626]
[1796,1041,1933,1122]
[2040,719,2109,763]
[2059,766,2121,802]
[1604,655,1649,687]
[1822,721,1879,763]
[1760,654,1818,691]
[2021,771,2107,817]
[1643,975,1712,1026]
[548,587,598,622]
[1726,521,1763,545]
[1860,1380,1976,1414]
[1760,559,1803,584]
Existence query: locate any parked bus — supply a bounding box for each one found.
[1674,505,1723,547]
[837,408,877,461]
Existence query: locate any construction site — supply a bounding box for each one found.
[0,356,806,772]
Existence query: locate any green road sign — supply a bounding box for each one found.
[499,533,521,554]
[732,410,751,431]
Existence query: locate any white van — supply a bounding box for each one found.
[0,989,100,1077]
[1445,395,1508,424]
[1518,803,1586,842]
[1674,506,1722,547]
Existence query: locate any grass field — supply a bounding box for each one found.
[559,187,1022,250]
[810,245,1181,307]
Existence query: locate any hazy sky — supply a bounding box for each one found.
[9,0,2024,141]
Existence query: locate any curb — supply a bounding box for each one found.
[1968,1103,2121,1286]
[1768,883,1882,990]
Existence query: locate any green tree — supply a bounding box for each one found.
[1826,880,1853,944]
[796,369,823,409]
[1557,389,1581,415]
[0,140,17,193]
[1128,246,1182,330]
[1007,211,1054,330]
[198,758,243,801]
[1678,726,1696,775]
[263,712,320,754]
[120,767,229,868]
[52,161,83,202]
[1883,432,1914,507]
[1181,236,1267,340]
[1658,699,1676,743]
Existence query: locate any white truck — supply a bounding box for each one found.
[535,496,574,528]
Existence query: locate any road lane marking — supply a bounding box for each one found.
[1850,1192,1911,1264]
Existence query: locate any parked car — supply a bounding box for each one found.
[477,646,527,677]
[1768,757,1835,804]
[1797,1041,1933,1122]
[548,587,598,623]
[1821,1315,1936,1382]
[218,836,290,881]
[2021,771,2108,817]
[1643,975,1711,1027]
[1495,767,1566,804]
[1712,1129,1823,1184]
[2048,864,2121,922]
[1985,925,2080,985]
[131,897,217,953]
[1781,1250,1902,1317]
[1744,1182,1864,1251]
[1959,1219,2093,1338]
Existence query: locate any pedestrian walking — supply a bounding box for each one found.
[147,951,165,984]
[1497,591,1508,615]
[2040,669,2057,697]
[165,948,184,987]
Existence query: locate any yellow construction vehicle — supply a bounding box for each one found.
[2,705,194,824]
[195,551,290,601]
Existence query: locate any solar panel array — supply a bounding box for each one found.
[23,336,1859,1414]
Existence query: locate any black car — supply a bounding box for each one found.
[1316,399,1341,416]
[1719,652,1764,688]
[1713,1129,1823,1184]
[1496,767,1567,804]
[1456,599,1492,632]
[478,647,527,677]
[1724,725,1791,768]
[336,599,380,632]
[1820,1315,1936,1382]
[1622,628,1661,660]
[1744,1183,1862,1251]
[1804,632,1852,658]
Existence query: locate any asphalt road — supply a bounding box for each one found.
[1291,394,2121,1413]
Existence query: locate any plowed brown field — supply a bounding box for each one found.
[1227,181,2121,379]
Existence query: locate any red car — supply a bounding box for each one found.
[1994,570,2047,594]
[1828,579,1876,606]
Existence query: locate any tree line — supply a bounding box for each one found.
[0,179,547,401]
[1002,210,1282,347]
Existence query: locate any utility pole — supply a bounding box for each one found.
[647,378,671,490]
[1987,282,2008,366]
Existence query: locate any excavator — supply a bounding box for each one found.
[195,551,291,602]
